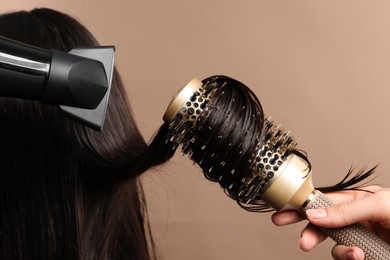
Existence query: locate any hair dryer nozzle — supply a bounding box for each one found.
[59,46,115,131]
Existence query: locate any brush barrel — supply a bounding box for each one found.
[305,190,390,259]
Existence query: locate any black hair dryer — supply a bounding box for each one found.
[0,36,115,130]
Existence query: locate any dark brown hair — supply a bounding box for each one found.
[0,8,157,259]
[147,75,376,212]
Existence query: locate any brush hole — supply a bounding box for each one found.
[175,114,183,120]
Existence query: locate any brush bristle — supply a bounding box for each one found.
[165,76,297,209]
[238,117,297,203]
[163,75,378,213]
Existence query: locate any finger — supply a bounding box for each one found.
[331,245,365,260]
[271,210,304,226]
[325,185,382,204]
[273,186,384,227]
[298,223,327,252]
[306,190,390,228]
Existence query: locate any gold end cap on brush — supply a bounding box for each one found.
[163,78,203,123]
[261,154,315,211]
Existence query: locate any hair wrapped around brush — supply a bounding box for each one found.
[142,75,377,212]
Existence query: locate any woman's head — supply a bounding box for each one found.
[0,8,154,259]
[0,8,146,171]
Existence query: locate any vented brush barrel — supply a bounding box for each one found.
[163,76,390,259]
[163,78,203,123]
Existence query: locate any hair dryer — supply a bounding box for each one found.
[0,35,115,130]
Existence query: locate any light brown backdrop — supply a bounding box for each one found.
[2,1,390,259]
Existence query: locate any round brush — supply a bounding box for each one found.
[162,75,390,259]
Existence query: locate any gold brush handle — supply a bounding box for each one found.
[305,190,390,260]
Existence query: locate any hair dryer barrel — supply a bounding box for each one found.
[0,36,108,109]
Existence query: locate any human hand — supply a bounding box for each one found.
[271,186,390,260]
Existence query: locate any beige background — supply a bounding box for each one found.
[2,1,390,259]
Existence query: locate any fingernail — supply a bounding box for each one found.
[306,208,327,219]
[346,251,357,260]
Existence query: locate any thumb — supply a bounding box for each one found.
[306,192,389,228]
